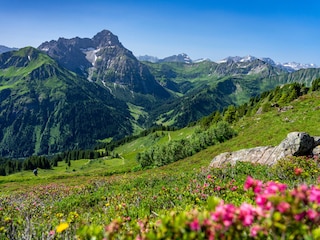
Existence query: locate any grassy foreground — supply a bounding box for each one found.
[1,92,320,239]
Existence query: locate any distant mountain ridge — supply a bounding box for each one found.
[138,54,318,73]
[0,45,18,54]
[1,29,320,158]
[217,55,318,72]
[137,53,193,64]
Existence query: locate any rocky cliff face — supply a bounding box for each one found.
[210,132,320,167]
[38,30,170,99]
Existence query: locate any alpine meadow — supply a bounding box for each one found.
[0,30,320,239]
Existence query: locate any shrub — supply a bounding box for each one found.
[136,121,237,168]
[270,156,320,183]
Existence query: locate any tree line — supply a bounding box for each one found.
[139,80,318,169]
[1,79,320,175]
[197,82,311,129]
[136,121,237,168]
[95,125,177,152]
[0,156,51,176]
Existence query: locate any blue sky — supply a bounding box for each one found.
[1,0,320,65]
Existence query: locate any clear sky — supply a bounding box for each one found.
[1,0,320,65]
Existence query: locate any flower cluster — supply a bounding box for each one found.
[143,177,320,239]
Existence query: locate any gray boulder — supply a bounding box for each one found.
[277,132,314,156]
[210,132,318,168]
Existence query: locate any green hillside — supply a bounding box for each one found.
[2,45,320,158]
[1,81,320,238]
[0,47,133,157]
[144,60,320,127]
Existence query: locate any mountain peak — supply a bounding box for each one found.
[0,45,18,54]
[37,30,170,99]
[159,53,192,64]
[92,29,122,48]
[218,55,257,64]
[217,55,319,72]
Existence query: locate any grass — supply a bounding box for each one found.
[127,102,149,134]
[1,89,320,238]
[1,90,320,192]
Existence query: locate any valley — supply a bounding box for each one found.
[0,30,320,239]
[1,81,320,239]
[1,30,320,157]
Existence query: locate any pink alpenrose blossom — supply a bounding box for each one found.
[277,202,291,213]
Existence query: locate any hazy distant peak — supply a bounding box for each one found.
[0,45,18,54]
[159,53,192,64]
[281,62,318,71]
[217,55,257,63]
[137,53,193,64]
[137,55,159,63]
[217,55,318,72]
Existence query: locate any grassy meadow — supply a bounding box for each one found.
[1,90,320,239]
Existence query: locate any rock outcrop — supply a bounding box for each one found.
[210,132,320,168]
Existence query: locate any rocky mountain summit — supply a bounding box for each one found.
[210,132,320,167]
[38,30,170,99]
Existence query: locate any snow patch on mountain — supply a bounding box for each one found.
[282,62,318,71]
[137,53,193,64]
[194,58,211,63]
[218,55,318,72]
[138,53,318,72]
[81,48,101,66]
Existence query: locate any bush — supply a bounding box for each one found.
[136,121,237,168]
[270,156,320,183]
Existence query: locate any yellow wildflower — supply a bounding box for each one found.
[56,222,69,233]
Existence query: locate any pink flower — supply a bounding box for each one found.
[307,209,318,221]
[239,203,255,226]
[253,180,263,194]
[230,186,238,191]
[254,206,265,217]
[223,219,233,227]
[207,174,212,179]
[244,176,255,190]
[250,225,262,237]
[190,219,201,231]
[203,183,209,188]
[309,186,320,204]
[277,202,290,213]
[294,167,303,176]
[255,195,267,207]
[265,182,287,195]
[294,212,306,221]
[291,185,308,202]
[49,230,55,236]
[211,203,236,229]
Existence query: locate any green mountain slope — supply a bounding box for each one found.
[1,82,320,239]
[1,31,320,158]
[0,47,132,157]
[144,60,320,127]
